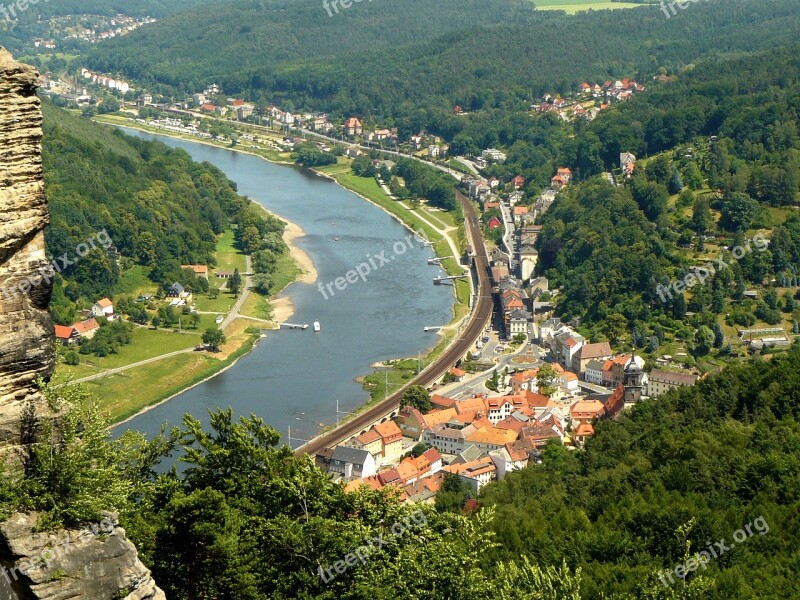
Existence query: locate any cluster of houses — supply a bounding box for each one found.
[80,68,132,95]
[538,317,699,397]
[54,297,115,346]
[67,14,156,44]
[320,351,659,500]
[531,78,646,122]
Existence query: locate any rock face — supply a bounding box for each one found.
[0,49,165,600]
[0,48,54,446]
[0,513,166,600]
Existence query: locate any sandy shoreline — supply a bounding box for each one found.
[250,204,318,325]
[103,119,456,430]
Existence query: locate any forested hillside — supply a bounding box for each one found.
[86,0,799,124]
[85,0,537,95]
[481,343,800,599]
[6,337,800,598]
[532,44,800,359]
[42,101,286,324]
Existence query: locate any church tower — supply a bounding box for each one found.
[623,356,643,407]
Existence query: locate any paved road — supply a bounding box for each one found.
[157,104,470,183]
[295,188,494,457]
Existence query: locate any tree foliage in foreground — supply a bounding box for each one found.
[4,345,800,597]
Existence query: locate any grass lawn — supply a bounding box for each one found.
[448,159,474,175]
[194,290,238,314]
[532,0,642,13]
[60,327,202,378]
[240,291,273,321]
[271,252,303,295]
[214,230,247,274]
[115,265,154,297]
[80,323,260,423]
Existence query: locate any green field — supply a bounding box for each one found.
[77,331,259,424]
[533,0,643,13]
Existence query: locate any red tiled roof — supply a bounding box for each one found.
[54,325,74,340]
[73,318,99,334]
[374,420,402,442]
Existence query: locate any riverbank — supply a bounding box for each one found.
[95,115,465,430]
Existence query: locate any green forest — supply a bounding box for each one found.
[85,0,799,129]
[42,101,287,325]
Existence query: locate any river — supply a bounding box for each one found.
[115,129,455,448]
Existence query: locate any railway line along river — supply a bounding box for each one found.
[115,129,455,448]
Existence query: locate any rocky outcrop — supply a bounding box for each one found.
[0,49,164,600]
[0,48,54,446]
[0,513,165,600]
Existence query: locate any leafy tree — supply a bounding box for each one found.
[402,385,432,413]
[409,442,432,457]
[694,325,714,355]
[202,328,226,351]
[434,473,473,513]
[536,363,560,397]
[783,292,795,313]
[602,313,628,344]
[683,162,704,189]
[645,155,672,186]
[691,195,712,235]
[229,268,242,295]
[713,323,725,349]
[720,192,760,232]
[631,179,669,221]
[668,169,684,194]
[252,273,272,295]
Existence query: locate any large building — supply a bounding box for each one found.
[646,369,699,397]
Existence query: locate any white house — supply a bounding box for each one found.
[91,298,114,321]
[584,359,606,385]
[329,446,377,480]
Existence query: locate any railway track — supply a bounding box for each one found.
[295,189,493,457]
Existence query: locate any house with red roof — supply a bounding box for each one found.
[73,318,100,340]
[374,420,403,462]
[54,324,78,346]
[487,216,502,230]
[344,117,362,137]
[573,421,595,447]
[182,264,209,280]
[570,399,605,424]
[442,456,496,493]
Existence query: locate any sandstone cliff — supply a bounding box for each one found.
[0,49,165,600]
[0,48,54,446]
[0,513,165,600]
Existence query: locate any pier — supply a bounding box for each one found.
[279,322,309,330]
